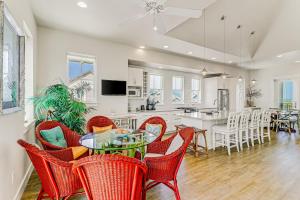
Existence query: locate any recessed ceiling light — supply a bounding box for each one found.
[228,60,233,63]
[139,46,145,49]
[77,1,87,8]
[187,51,193,55]
[211,57,216,60]
[296,61,300,63]
[163,45,169,49]
[153,26,158,31]
[277,54,283,58]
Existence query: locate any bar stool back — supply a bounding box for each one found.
[239,111,250,150]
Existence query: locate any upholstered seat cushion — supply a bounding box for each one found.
[146,123,163,137]
[92,125,113,133]
[144,153,164,158]
[71,146,89,159]
[165,134,184,155]
[40,126,67,147]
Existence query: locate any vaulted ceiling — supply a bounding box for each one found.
[29,0,300,69]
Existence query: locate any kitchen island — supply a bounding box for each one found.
[177,111,228,149]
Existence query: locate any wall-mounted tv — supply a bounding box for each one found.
[101,79,127,96]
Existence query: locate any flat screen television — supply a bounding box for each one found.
[101,79,127,96]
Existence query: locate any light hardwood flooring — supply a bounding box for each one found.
[22,131,300,200]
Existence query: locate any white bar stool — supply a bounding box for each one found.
[239,111,250,150]
[249,110,261,146]
[260,110,271,143]
[212,112,240,156]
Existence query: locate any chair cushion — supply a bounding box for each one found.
[71,146,89,159]
[144,153,164,158]
[40,126,67,147]
[146,123,163,136]
[92,125,113,133]
[165,134,184,155]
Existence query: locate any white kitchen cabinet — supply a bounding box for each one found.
[128,67,143,87]
[204,77,230,107]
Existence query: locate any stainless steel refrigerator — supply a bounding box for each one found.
[217,89,229,111]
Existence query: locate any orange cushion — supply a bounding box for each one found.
[71,146,88,159]
[92,125,113,133]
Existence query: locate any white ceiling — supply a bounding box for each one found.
[29,0,300,69]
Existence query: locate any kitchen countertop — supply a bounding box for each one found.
[177,111,228,121]
[128,109,182,114]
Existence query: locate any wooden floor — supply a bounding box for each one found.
[22,131,300,200]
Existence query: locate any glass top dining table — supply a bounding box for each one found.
[79,129,157,153]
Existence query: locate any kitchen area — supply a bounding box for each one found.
[117,60,245,148]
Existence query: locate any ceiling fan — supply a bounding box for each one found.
[120,0,202,32]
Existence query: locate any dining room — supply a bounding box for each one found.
[2,0,300,200]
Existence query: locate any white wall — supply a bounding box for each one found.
[251,63,300,109]
[0,0,37,199]
[37,27,249,116]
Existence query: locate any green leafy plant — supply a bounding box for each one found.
[33,83,94,134]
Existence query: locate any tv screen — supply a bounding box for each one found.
[101,80,127,96]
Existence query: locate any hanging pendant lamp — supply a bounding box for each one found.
[201,9,208,76]
[221,15,227,79]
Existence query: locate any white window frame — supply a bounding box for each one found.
[1,4,25,115]
[67,52,97,104]
[191,78,201,104]
[172,76,184,104]
[23,21,34,126]
[148,74,164,105]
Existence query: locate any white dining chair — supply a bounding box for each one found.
[249,110,261,146]
[238,111,250,150]
[212,112,240,156]
[260,110,271,143]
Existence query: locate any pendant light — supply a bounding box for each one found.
[201,9,208,76]
[250,31,257,84]
[237,24,243,82]
[221,15,227,79]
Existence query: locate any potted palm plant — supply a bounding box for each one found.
[33,82,94,135]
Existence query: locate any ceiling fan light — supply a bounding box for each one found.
[201,68,208,76]
[222,74,227,79]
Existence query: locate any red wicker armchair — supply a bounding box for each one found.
[17,139,84,200]
[86,116,117,133]
[36,121,83,151]
[144,127,194,200]
[73,154,148,200]
[139,116,167,142]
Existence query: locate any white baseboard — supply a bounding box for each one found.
[13,163,33,200]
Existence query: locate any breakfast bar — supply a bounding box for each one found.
[177,111,228,149]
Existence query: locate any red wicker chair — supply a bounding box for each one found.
[86,116,117,133]
[144,127,194,200]
[36,121,83,151]
[73,154,148,200]
[17,139,84,200]
[138,116,167,142]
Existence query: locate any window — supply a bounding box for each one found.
[172,76,184,104]
[191,79,201,103]
[1,11,24,113]
[280,80,294,109]
[67,53,96,103]
[149,74,163,104]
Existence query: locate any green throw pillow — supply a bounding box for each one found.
[40,126,67,148]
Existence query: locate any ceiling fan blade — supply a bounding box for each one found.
[154,13,167,34]
[163,7,202,18]
[118,11,150,26]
